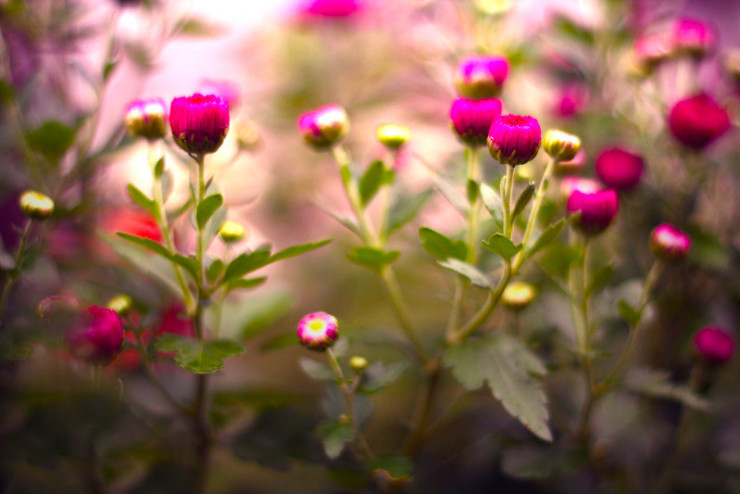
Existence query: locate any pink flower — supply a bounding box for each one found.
[156,303,195,338]
[595,147,644,191]
[170,93,230,156]
[449,98,502,147]
[668,94,731,150]
[125,98,167,140]
[101,208,162,243]
[551,82,588,118]
[672,18,715,58]
[297,312,338,351]
[650,223,691,262]
[633,33,673,67]
[299,0,362,18]
[298,104,350,150]
[693,326,735,365]
[487,114,541,166]
[67,306,124,365]
[559,176,602,201]
[567,189,619,235]
[454,55,509,99]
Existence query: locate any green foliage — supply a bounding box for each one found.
[479,182,504,227]
[222,247,272,284]
[116,232,171,259]
[212,291,293,340]
[438,258,491,288]
[347,246,399,273]
[512,182,536,222]
[127,184,158,217]
[359,160,393,206]
[156,335,244,374]
[482,233,522,260]
[617,299,641,326]
[527,217,566,258]
[225,276,267,293]
[196,194,223,230]
[299,358,335,381]
[418,227,467,261]
[443,334,552,441]
[430,171,469,215]
[387,189,434,233]
[317,419,355,459]
[625,368,711,410]
[586,264,614,296]
[366,455,413,479]
[26,120,76,165]
[356,361,407,394]
[269,239,333,263]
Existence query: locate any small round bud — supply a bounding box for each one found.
[349,355,368,372]
[170,93,230,156]
[19,190,54,220]
[124,98,167,140]
[693,326,735,365]
[376,124,411,150]
[234,121,261,151]
[38,295,79,318]
[502,282,537,311]
[297,311,339,351]
[649,224,690,262]
[454,55,509,99]
[672,18,715,59]
[219,220,247,243]
[542,129,581,161]
[298,104,350,150]
[487,114,542,166]
[450,98,502,147]
[668,93,730,150]
[106,294,133,316]
[567,189,619,235]
[595,147,644,191]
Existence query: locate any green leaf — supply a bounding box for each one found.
[527,218,566,257]
[430,171,468,216]
[312,199,361,237]
[443,334,552,441]
[103,234,181,295]
[171,254,199,279]
[269,239,332,263]
[537,244,579,281]
[196,194,223,230]
[466,179,479,205]
[366,455,413,480]
[173,16,223,37]
[156,335,243,374]
[222,247,272,284]
[554,15,595,45]
[495,333,547,377]
[226,276,267,293]
[437,258,490,288]
[387,189,434,233]
[347,246,399,273]
[211,291,292,340]
[160,170,174,202]
[299,358,334,381]
[116,232,171,260]
[586,264,614,296]
[207,259,225,283]
[512,182,535,221]
[625,368,711,411]
[479,182,504,227]
[26,120,76,164]
[127,184,158,217]
[318,419,355,459]
[359,160,386,206]
[419,227,467,261]
[482,233,522,260]
[617,299,641,326]
[687,226,730,269]
[357,362,408,394]
[153,157,165,178]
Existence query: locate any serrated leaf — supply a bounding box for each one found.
[357,362,408,394]
[116,232,171,259]
[479,182,504,227]
[226,276,267,293]
[418,227,467,261]
[318,419,355,459]
[625,367,711,411]
[222,247,272,284]
[207,259,225,283]
[430,171,468,216]
[196,194,223,230]
[387,189,434,233]
[586,264,614,296]
[359,160,386,206]
[171,254,200,279]
[366,455,413,479]
[495,333,547,377]
[443,335,552,441]
[156,335,243,374]
[438,258,490,288]
[269,239,332,263]
[26,120,76,165]
[482,233,522,260]
[299,358,334,380]
[527,218,566,257]
[127,184,158,217]
[512,182,535,221]
[346,246,399,273]
[617,299,641,326]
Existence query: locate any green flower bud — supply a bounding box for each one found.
[19,190,54,220]
[219,220,247,243]
[376,124,411,150]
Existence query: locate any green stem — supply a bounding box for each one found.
[503,166,515,239]
[195,155,207,290]
[326,348,375,460]
[0,219,34,327]
[380,266,429,363]
[466,147,481,264]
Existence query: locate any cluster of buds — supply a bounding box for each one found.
[594,147,644,191]
[297,311,339,351]
[668,93,731,150]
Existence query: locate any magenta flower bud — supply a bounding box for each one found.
[67,306,124,365]
[693,326,735,365]
[668,94,731,150]
[449,98,502,147]
[649,223,691,262]
[672,18,715,58]
[297,311,339,351]
[301,0,361,18]
[169,93,230,156]
[298,104,350,150]
[487,114,541,166]
[454,55,509,99]
[125,98,167,140]
[594,147,644,191]
[567,189,619,235]
[559,176,602,201]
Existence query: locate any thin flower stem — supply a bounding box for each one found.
[195,155,207,291]
[0,219,34,327]
[326,348,375,460]
[503,166,515,238]
[380,266,429,363]
[466,147,481,264]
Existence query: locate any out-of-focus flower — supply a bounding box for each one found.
[542,129,581,161]
[101,208,162,243]
[199,79,241,110]
[219,220,248,243]
[632,33,673,70]
[298,0,362,18]
[376,124,411,150]
[567,189,619,235]
[349,355,368,372]
[559,176,601,201]
[487,114,541,166]
[724,50,740,86]
[693,326,735,365]
[449,98,502,147]
[668,94,731,149]
[650,223,690,262]
[554,149,587,175]
[594,147,644,191]
[124,98,167,140]
[106,294,133,316]
[298,104,350,150]
[19,190,54,220]
[502,282,537,310]
[170,93,230,156]
[234,121,262,151]
[67,306,124,365]
[38,295,80,318]
[551,82,588,118]
[156,303,195,338]
[454,55,509,99]
[672,18,715,58]
[297,311,338,351]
